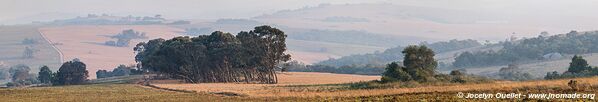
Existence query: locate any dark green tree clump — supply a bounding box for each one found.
[381,45,437,82]
[544,55,598,79]
[567,55,591,73]
[400,45,438,82]
[54,59,89,85]
[134,25,290,84]
[37,66,53,84]
[381,45,487,83]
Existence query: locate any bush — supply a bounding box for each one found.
[498,64,534,81]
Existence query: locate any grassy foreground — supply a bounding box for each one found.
[0,84,226,102]
[2,75,598,101]
[1,83,597,101]
[0,84,330,102]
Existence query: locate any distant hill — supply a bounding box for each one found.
[253,3,544,41]
[316,39,482,67]
[178,19,429,63]
[43,14,189,25]
[453,31,598,68]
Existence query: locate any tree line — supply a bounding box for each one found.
[1,59,89,87]
[315,39,481,69]
[134,25,290,84]
[284,60,385,75]
[96,64,142,78]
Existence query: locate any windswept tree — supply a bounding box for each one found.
[134,25,290,84]
[37,66,53,84]
[55,59,89,85]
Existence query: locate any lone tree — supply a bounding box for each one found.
[37,66,53,84]
[55,59,89,85]
[382,45,437,82]
[402,45,438,82]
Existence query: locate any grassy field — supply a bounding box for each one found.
[1,74,597,101]
[0,25,62,71]
[154,74,598,98]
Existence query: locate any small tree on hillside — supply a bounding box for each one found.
[37,66,52,84]
[55,59,89,85]
[567,55,591,73]
[402,45,438,82]
[37,66,53,84]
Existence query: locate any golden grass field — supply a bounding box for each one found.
[152,72,381,97]
[1,72,597,101]
[151,72,598,98]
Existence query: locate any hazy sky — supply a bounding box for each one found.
[0,0,387,23]
[2,0,598,25]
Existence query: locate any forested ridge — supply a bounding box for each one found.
[453,31,598,68]
[285,39,481,75]
[316,39,481,67]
